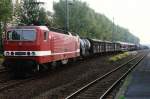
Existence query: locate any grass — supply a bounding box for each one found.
[115,75,132,99]
[0,53,4,63]
[119,96,125,99]
[0,58,4,63]
[109,52,129,62]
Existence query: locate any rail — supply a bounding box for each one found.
[65,52,147,99]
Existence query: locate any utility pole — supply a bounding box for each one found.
[65,0,69,34]
[112,17,114,42]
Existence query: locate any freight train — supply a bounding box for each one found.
[2,26,138,75]
[80,38,137,57]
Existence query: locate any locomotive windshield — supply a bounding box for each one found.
[7,29,36,41]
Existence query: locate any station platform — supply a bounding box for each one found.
[116,53,150,99]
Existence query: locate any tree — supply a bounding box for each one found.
[38,8,51,26]
[19,0,44,25]
[53,0,139,44]
[0,0,12,31]
[12,0,21,25]
[18,0,53,27]
[0,0,12,22]
[0,0,12,51]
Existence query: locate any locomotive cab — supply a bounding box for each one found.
[3,26,51,72]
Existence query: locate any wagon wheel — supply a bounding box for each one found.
[51,61,58,69]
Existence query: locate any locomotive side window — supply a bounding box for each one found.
[7,30,21,40]
[7,29,36,41]
[44,31,48,41]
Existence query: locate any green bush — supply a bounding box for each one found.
[119,95,125,99]
[109,52,129,62]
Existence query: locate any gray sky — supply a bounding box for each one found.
[42,0,150,44]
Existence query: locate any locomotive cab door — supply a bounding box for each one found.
[40,30,51,63]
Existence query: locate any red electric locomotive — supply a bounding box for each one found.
[3,26,80,72]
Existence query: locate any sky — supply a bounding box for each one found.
[41,0,150,44]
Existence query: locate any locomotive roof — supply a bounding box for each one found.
[8,26,50,31]
[38,26,50,31]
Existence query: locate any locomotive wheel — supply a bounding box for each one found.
[61,59,68,65]
[51,61,60,69]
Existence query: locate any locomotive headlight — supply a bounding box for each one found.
[6,52,9,56]
[27,52,31,56]
[31,52,36,56]
[11,52,14,56]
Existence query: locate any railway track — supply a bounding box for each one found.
[0,67,11,84]
[0,71,47,93]
[0,68,8,74]
[0,77,36,92]
[0,51,146,98]
[63,52,148,99]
